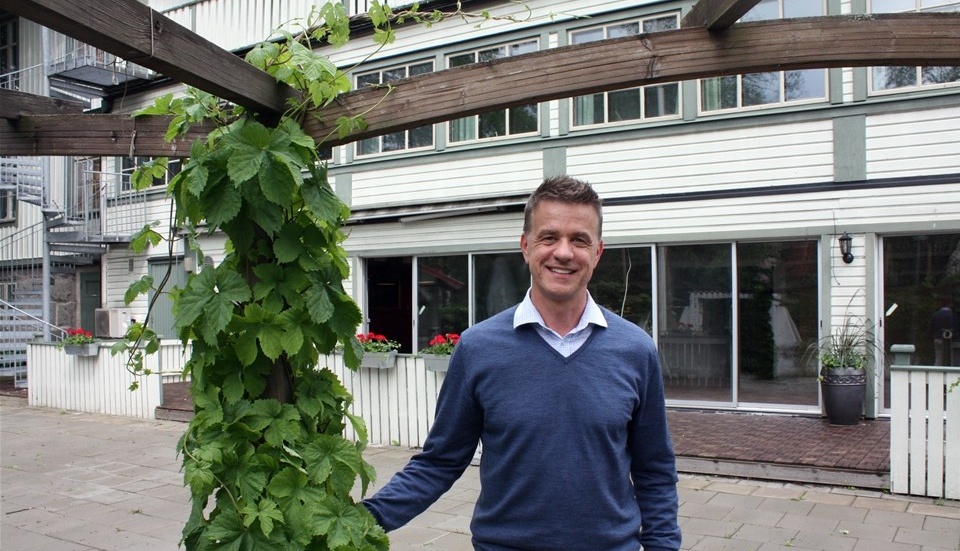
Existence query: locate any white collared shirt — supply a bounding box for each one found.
[513,289,607,357]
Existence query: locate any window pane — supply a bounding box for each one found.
[381,131,405,152]
[510,40,538,56]
[742,72,780,106]
[737,241,819,406]
[644,83,679,117]
[570,28,603,45]
[417,256,469,352]
[922,66,960,84]
[658,244,733,401]
[449,53,475,68]
[358,137,379,156]
[509,104,538,133]
[449,116,475,142]
[479,46,505,62]
[607,22,639,38]
[740,0,779,22]
[784,0,824,18]
[479,110,506,138]
[474,253,529,322]
[701,76,738,111]
[591,247,653,332]
[881,233,960,409]
[643,16,678,33]
[383,67,406,82]
[607,89,642,122]
[356,73,380,87]
[784,69,825,101]
[409,125,433,148]
[409,61,433,76]
[573,93,605,126]
[872,0,916,12]
[872,66,918,89]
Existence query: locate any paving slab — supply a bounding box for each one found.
[2,395,958,551]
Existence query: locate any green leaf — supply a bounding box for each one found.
[123,275,154,305]
[235,333,259,366]
[129,222,163,253]
[176,269,216,329]
[273,222,303,264]
[199,177,243,229]
[224,119,272,184]
[257,154,298,209]
[240,498,284,537]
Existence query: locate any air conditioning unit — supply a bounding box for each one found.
[94,308,131,339]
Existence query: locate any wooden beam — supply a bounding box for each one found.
[2,14,958,157]
[1,115,212,157]
[682,0,761,30]
[0,89,86,120]
[0,0,296,115]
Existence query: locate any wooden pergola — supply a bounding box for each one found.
[1,0,959,158]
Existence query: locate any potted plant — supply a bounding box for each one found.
[805,315,882,425]
[419,333,460,372]
[357,332,400,369]
[59,328,99,357]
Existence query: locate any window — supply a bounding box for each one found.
[365,252,529,353]
[0,16,18,90]
[448,40,539,142]
[870,0,960,92]
[570,15,681,127]
[590,246,654,332]
[700,0,827,113]
[356,61,435,156]
[120,156,182,191]
[0,188,16,223]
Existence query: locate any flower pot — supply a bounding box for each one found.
[421,354,450,373]
[64,343,99,357]
[820,367,866,425]
[360,350,397,369]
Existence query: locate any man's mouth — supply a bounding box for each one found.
[549,267,574,275]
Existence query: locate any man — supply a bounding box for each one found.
[362,176,681,551]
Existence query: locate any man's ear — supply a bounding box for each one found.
[520,233,529,261]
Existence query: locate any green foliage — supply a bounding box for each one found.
[120,2,541,548]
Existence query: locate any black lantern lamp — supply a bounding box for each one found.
[839,232,854,264]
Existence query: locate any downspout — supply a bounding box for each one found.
[40,26,52,339]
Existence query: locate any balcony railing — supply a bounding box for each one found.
[47,44,155,87]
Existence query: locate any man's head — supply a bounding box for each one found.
[521,176,604,313]
[523,176,603,238]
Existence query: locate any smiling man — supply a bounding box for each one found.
[362,176,681,551]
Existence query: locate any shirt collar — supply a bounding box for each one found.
[513,289,608,331]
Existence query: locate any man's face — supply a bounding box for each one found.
[520,199,603,310]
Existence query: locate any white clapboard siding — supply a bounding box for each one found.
[27,343,164,419]
[323,354,444,448]
[350,151,543,208]
[867,106,960,179]
[890,361,960,500]
[568,121,834,197]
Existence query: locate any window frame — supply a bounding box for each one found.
[568,12,683,129]
[354,59,437,158]
[446,38,541,144]
[867,0,960,96]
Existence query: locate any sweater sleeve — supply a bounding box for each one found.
[629,345,682,551]
[361,343,482,531]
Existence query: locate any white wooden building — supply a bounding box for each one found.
[2,0,959,422]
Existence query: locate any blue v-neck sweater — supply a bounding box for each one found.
[363,306,681,551]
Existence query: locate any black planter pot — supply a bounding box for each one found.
[820,367,866,425]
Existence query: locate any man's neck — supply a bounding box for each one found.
[531,292,587,337]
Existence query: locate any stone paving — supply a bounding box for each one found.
[2,395,959,551]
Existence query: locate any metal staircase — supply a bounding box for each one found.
[0,156,146,388]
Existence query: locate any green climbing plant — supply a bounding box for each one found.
[106,1,551,547]
[107,2,529,549]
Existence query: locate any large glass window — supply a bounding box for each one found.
[657,244,733,402]
[590,246,654,333]
[870,0,960,92]
[881,233,960,407]
[700,0,827,113]
[417,255,469,352]
[737,241,819,406]
[120,156,182,191]
[474,252,529,323]
[570,15,680,127]
[448,40,539,142]
[356,61,435,156]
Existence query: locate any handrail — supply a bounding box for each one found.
[0,298,67,341]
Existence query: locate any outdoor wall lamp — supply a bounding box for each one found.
[839,231,854,264]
